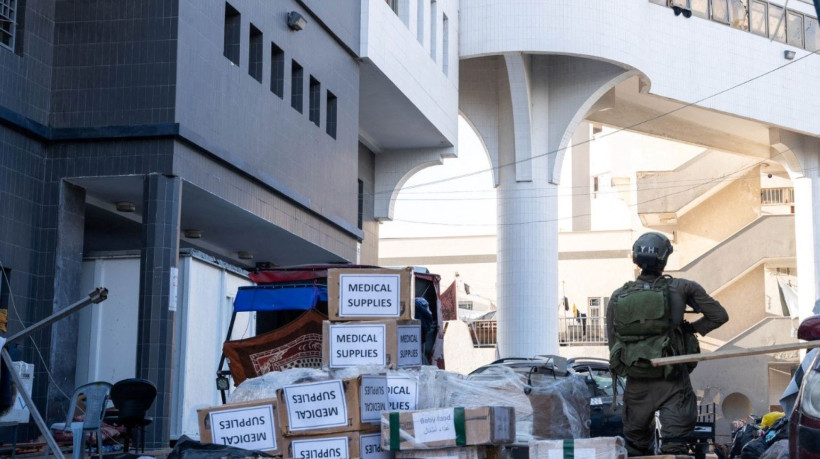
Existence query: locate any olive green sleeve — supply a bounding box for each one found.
[682,279,729,336]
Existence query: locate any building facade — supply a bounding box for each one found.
[0,0,457,447]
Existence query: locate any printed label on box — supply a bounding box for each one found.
[329,324,387,367]
[411,408,456,444]
[547,449,595,459]
[283,380,348,431]
[338,274,401,317]
[360,375,418,423]
[397,324,422,367]
[209,405,277,451]
[291,436,350,459]
[494,407,511,440]
[360,433,393,459]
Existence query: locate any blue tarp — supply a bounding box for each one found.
[233,285,327,312]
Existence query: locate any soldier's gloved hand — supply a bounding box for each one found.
[680,321,696,335]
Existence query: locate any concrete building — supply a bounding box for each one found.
[382,0,820,442]
[0,0,457,447]
[3,0,820,450]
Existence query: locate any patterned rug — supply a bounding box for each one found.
[222,309,326,385]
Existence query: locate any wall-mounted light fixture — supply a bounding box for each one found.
[115,201,136,212]
[784,50,796,60]
[183,229,203,239]
[238,251,254,260]
[287,11,307,31]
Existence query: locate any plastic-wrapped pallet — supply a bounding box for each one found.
[529,437,627,459]
[229,365,443,404]
[430,365,590,440]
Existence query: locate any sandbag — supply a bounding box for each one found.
[167,435,274,459]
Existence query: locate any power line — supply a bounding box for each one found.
[374,46,819,196]
[388,150,792,227]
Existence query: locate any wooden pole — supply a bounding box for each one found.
[651,340,820,366]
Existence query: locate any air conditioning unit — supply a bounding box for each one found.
[0,362,35,424]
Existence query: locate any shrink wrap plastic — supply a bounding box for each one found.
[435,365,590,440]
[228,365,442,405]
[229,364,589,441]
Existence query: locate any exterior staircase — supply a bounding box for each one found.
[637,150,760,226]
[666,214,794,295]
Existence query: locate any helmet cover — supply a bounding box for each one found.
[632,232,673,270]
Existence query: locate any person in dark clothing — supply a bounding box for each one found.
[414,297,437,365]
[606,232,729,456]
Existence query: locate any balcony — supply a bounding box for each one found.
[467,317,609,348]
[559,316,608,346]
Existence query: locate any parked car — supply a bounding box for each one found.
[789,314,820,458]
[468,356,625,437]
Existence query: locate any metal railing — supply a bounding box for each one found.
[467,317,610,347]
[761,187,794,205]
[468,320,497,347]
[558,316,609,345]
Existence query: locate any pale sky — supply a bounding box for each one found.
[379,117,499,238]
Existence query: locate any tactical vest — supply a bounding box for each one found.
[609,276,685,379]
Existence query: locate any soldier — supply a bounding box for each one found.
[606,232,729,456]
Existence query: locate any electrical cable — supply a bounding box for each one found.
[373,46,820,196]
[388,149,793,227]
[0,259,130,453]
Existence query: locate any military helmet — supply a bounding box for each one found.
[632,232,673,271]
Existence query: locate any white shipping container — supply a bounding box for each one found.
[78,250,253,440]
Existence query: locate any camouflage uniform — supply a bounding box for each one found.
[606,274,728,455]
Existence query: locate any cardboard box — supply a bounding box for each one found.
[197,398,283,454]
[359,374,419,424]
[380,406,515,450]
[360,432,395,459]
[328,268,415,321]
[283,431,363,459]
[278,378,364,436]
[529,437,627,459]
[396,446,498,459]
[322,320,422,369]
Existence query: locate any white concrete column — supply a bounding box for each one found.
[793,176,820,321]
[496,183,559,356]
[771,130,820,323]
[460,54,635,358]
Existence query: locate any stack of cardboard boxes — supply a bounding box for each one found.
[379,405,516,459]
[322,268,422,370]
[199,267,428,459]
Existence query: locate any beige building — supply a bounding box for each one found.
[379,125,799,443]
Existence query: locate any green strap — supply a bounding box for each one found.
[389,412,400,451]
[454,407,466,446]
[563,439,574,458]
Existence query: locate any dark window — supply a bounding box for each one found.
[807,16,820,52]
[430,0,437,60]
[768,4,786,43]
[357,180,364,230]
[309,76,321,127]
[385,0,399,15]
[712,0,730,24]
[750,1,767,36]
[0,0,17,51]
[291,60,303,113]
[249,24,263,82]
[593,176,599,198]
[0,268,9,310]
[326,91,337,139]
[271,42,284,97]
[442,14,449,75]
[787,11,804,48]
[223,2,241,65]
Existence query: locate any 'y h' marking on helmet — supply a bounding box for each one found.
[638,245,657,254]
